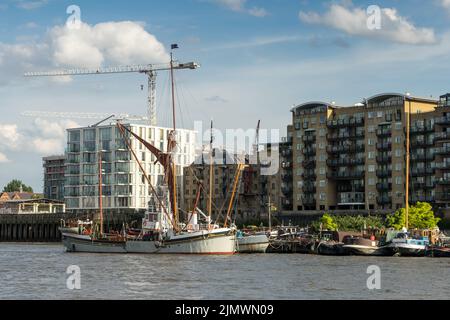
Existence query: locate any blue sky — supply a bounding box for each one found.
[1,0,450,191]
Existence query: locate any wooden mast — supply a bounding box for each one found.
[405,97,411,230]
[170,45,179,229]
[98,151,104,236]
[209,120,214,223]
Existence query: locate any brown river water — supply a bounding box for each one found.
[0,243,449,300]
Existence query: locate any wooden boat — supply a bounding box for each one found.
[387,231,429,257]
[316,240,347,256]
[342,236,392,256]
[426,246,450,257]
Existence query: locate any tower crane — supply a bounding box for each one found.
[24,61,200,126]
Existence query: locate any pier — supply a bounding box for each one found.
[0,212,143,242]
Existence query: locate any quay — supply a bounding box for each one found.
[0,212,143,242]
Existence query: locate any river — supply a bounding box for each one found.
[0,243,449,300]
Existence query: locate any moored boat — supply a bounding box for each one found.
[342,236,392,256]
[388,231,429,257]
[236,231,269,253]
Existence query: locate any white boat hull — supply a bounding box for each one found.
[388,243,426,257]
[63,229,236,255]
[237,235,269,253]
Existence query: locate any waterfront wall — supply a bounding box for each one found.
[0,212,143,242]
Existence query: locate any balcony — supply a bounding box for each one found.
[338,184,365,193]
[282,186,293,196]
[434,132,450,142]
[302,185,316,194]
[327,132,363,141]
[302,197,316,206]
[376,155,392,164]
[410,125,434,135]
[410,195,435,203]
[411,139,434,148]
[377,196,392,205]
[411,153,434,162]
[376,183,392,191]
[327,170,365,180]
[376,129,392,137]
[302,159,316,168]
[327,117,365,128]
[338,192,365,204]
[302,135,316,143]
[281,161,292,169]
[435,193,450,202]
[435,147,450,155]
[437,178,450,185]
[303,148,316,156]
[436,162,450,170]
[281,173,293,182]
[327,144,365,154]
[376,142,392,151]
[435,117,450,126]
[302,171,317,180]
[327,158,365,167]
[411,168,435,177]
[281,148,292,157]
[376,169,392,178]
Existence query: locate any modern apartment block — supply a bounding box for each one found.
[43,155,66,201]
[285,92,450,219]
[65,123,197,214]
[183,147,281,224]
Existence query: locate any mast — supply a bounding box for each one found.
[170,44,179,229]
[268,194,272,232]
[98,151,104,236]
[209,120,214,221]
[405,97,411,230]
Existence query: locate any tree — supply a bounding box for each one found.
[2,180,33,193]
[386,202,440,230]
[318,213,338,231]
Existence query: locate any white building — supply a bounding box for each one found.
[64,123,197,214]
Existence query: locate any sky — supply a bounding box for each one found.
[0,0,450,192]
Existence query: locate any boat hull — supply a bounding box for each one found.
[389,243,426,257]
[63,234,127,253]
[425,247,450,257]
[63,230,236,255]
[237,235,269,253]
[317,242,348,256]
[343,245,392,256]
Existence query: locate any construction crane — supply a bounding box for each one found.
[21,110,147,122]
[24,61,200,126]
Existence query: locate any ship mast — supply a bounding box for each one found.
[209,120,214,224]
[405,96,411,230]
[170,44,179,230]
[98,151,104,236]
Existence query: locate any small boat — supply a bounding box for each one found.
[316,240,347,256]
[59,219,93,235]
[426,246,450,257]
[388,231,429,257]
[343,236,392,256]
[236,231,269,253]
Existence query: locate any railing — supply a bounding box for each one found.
[327,132,363,141]
[435,193,450,202]
[411,153,434,162]
[377,196,392,205]
[376,129,392,137]
[303,148,316,156]
[376,169,392,178]
[327,158,365,167]
[435,147,450,155]
[327,171,365,180]
[327,118,364,128]
[302,160,316,168]
[376,142,392,151]
[302,135,316,143]
[436,178,450,185]
[434,132,450,141]
[376,183,392,191]
[376,155,392,163]
[326,144,365,154]
[410,125,434,134]
[435,117,450,125]
[302,172,317,180]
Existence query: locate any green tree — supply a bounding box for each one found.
[2,180,33,193]
[386,202,440,230]
[318,213,338,231]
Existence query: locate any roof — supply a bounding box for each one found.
[0,192,43,201]
[291,101,337,112]
[3,198,64,204]
[365,93,437,104]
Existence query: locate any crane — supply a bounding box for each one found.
[24,61,200,126]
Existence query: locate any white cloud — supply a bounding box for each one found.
[0,153,9,163]
[212,0,268,17]
[0,20,168,85]
[441,0,450,9]
[0,119,80,157]
[15,0,49,10]
[299,4,436,45]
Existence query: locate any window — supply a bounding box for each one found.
[368,165,376,173]
[396,177,402,185]
[368,139,374,146]
[368,178,375,186]
[320,193,326,201]
[395,150,402,157]
[368,125,375,133]
[395,122,402,130]
[319,180,326,187]
[319,168,326,175]
[377,111,384,118]
[368,152,375,160]
[395,163,402,171]
[395,136,402,144]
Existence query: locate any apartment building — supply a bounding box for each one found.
[43,155,66,201]
[287,92,450,218]
[183,147,281,224]
[65,123,197,214]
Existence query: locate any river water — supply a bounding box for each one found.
[0,243,449,300]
